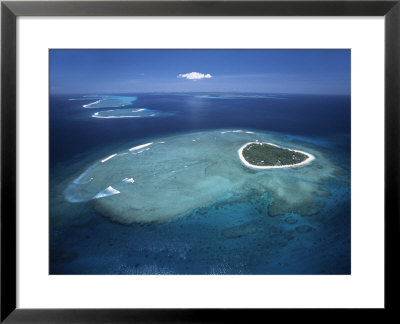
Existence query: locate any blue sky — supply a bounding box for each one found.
[50,49,350,95]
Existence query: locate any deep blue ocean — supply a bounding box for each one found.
[50,93,350,274]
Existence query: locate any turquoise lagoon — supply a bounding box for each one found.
[64,130,337,223]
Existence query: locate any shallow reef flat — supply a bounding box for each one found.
[64,129,340,224]
[75,95,138,109]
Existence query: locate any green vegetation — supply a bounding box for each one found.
[242,143,308,167]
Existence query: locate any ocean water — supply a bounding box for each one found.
[50,93,350,274]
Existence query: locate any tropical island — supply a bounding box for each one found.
[238,142,314,169]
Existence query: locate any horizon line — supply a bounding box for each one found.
[50,91,351,96]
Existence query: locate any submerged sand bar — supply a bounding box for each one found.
[238,142,314,169]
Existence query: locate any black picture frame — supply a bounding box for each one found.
[1,0,399,322]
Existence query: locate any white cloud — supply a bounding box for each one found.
[177,72,212,80]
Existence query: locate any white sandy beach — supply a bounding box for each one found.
[237,142,315,170]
